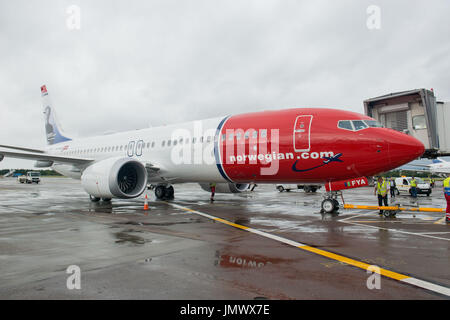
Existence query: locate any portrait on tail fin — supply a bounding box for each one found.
[44,106,56,144]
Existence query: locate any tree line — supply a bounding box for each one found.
[0,169,63,176]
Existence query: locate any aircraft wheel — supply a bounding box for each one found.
[277,186,284,192]
[165,186,174,199]
[102,198,111,202]
[89,195,100,202]
[304,186,311,193]
[321,199,337,214]
[155,186,166,199]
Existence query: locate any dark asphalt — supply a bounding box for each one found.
[0,177,448,299]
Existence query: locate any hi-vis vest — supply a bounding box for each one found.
[444,177,450,196]
[377,180,388,196]
[410,179,417,187]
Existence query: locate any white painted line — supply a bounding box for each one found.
[401,278,450,297]
[341,220,450,242]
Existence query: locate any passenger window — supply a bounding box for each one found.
[338,120,354,131]
[236,132,242,140]
[352,120,368,131]
[207,136,211,143]
[168,140,172,147]
[193,137,197,143]
[228,133,233,141]
[151,142,155,148]
[200,137,204,143]
[161,141,165,147]
[252,131,258,139]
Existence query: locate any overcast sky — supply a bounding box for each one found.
[1,0,449,169]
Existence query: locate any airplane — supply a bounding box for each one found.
[0,85,425,213]
[404,158,450,175]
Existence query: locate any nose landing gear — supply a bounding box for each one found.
[320,191,342,214]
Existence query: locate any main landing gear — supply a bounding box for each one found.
[154,184,174,200]
[320,191,342,214]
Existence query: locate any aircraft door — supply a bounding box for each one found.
[293,115,313,152]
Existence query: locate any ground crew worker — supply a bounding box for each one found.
[410,177,418,198]
[389,178,397,198]
[443,174,450,223]
[374,177,388,215]
[209,182,216,202]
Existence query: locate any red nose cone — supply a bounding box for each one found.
[388,133,425,168]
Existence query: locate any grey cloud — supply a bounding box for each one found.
[1,0,449,168]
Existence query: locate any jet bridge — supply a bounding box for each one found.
[364,88,450,158]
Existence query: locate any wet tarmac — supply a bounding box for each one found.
[0,177,449,299]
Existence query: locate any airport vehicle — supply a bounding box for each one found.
[25,171,41,184]
[394,177,431,196]
[0,85,425,213]
[276,184,321,192]
[17,174,26,183]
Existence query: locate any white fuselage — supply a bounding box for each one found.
[46,117,229,184]
[430,162,450,174]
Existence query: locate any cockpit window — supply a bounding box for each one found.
[338,120,354,131]
[364,120,383,128]
[338,119,382,131]
[352,120,368,131]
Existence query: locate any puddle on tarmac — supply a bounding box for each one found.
[114,231,151,245]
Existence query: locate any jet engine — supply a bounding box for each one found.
[199,183,250,193]
[81,157,148,199]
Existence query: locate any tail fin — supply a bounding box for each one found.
[41,85,71,145]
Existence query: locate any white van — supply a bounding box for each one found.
[394,177,431,196]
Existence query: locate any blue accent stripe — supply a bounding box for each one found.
[214,115,233,183]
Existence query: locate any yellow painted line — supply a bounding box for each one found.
[167,202,450,296]
[299,245,408,280]
[214,217,249,230]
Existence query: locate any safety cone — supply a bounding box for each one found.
[144,194,149,211]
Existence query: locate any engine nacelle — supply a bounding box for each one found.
[199,183,250,193]
[81,157,148,199]
[34,160,53,168]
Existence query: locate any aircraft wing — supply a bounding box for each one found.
[0,144,45,154]
[405,163,431,169]
[0,147,93,165]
